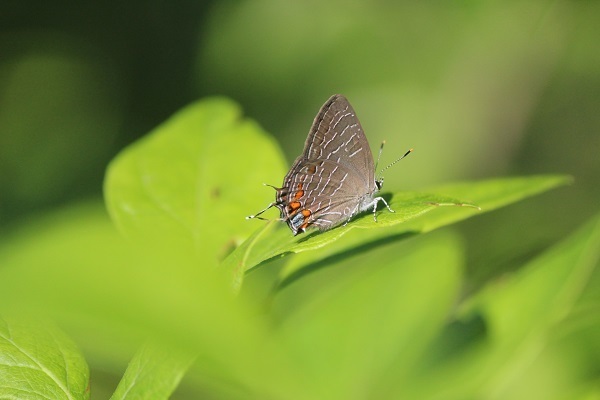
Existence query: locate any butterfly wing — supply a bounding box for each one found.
[300,94,375,184]
[275,95,378,234]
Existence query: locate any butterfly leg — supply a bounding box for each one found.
[372,196,395,222]
[247,183,285,220]
[246,202,276,220]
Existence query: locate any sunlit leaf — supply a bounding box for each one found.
[104,98,287,267]
[223,175,570,289]
[110,342,195,400]
[0,203,299,400]
[0,317,90,400]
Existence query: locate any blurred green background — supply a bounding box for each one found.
[1,0,599,396]
[2,1,598,285]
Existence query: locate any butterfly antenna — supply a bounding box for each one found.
[374,141,386,172]
[377,148,413,179]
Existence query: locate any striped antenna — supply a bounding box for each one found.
[377,148,413,180]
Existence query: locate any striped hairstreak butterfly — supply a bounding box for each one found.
[247,94,412,235]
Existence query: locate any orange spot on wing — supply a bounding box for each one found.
[301,209,311,217]
[289,201,301,211]
[294,190,304,200]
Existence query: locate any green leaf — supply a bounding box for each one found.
[399,211,600,399]
[0,317,90,400]
[467,212,600,399]
[274,231,464,399]
[0,203,303,400]
[110,342,195,400]
[104,97,287,267]
[223,175,570,288]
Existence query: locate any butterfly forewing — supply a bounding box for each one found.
[300,95,375,185]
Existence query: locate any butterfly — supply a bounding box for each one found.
[248,94,411,235]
